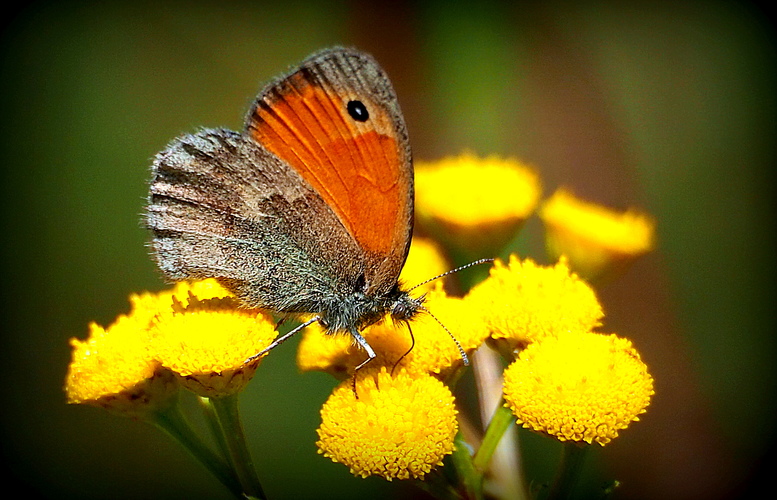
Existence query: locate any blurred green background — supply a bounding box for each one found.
[1,1,774,499]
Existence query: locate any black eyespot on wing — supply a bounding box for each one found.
[346,100,369,122]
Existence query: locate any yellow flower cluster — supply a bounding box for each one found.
[69,152,658,491]
[299,154,657,480]
[467,255,654,446]
[152,295,277,398]
[65,279,278,412]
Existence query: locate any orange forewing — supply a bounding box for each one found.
[248,72,407,258]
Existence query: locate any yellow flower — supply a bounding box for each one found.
[316,368,458,480]
[401,285,490,376]
[415,153,541,258]
[296,324,354,379]
[151,295,278,398]
[539,188,656,281]
[65,280,243,413]
[129,278,234,318]
[467,255,603,353]
[181,278,235,300]
[503,332,654,446]
[400,237,451,292]
[297,285,488,377]
[65,313,176,418]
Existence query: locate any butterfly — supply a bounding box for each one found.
[146,47,457,371]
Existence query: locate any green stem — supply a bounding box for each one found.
[472,404,514,472]
[150,400,242,498]
[415,468,463,500]
[209,394,267,500]
[546,442,588,500]
[452,432,483,500]
[198,396,231,462]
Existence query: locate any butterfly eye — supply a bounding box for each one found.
[346,100,369,122]
[354,273,367,293]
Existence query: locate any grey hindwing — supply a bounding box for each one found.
[146,128,365,311]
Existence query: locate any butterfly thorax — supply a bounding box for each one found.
[317,285,423,334]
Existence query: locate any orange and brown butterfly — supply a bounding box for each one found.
[146,47,425,369]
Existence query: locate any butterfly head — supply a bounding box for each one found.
[317,279,424,334]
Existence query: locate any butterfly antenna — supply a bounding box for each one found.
[408,258,494,292]
[419,303,469,366]
[245,316,319,364]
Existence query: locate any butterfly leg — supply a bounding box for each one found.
[349,328,377,372]
[245,316,320,364]
[349,328,377,397]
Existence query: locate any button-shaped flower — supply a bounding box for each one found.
[316,368,458,480]
[151,294,278,398]
[415,153,541,257]
[539,188,656,281]
[467,255,604,353]
[503,331,654,446]
[65,311,176,418]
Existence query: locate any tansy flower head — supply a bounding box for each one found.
[65,313,177,418]
[151,296,277,398]
[540,188,656,281]
[400,237,451,293]
[467,255,603,354]
[129,278,234,319]
[398,285,490,376]
[296,323,354,379]
[316,368,458,480]
[297,285,488,378]
[415,153,541,258]
[503,332,654,446]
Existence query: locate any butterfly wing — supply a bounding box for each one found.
[147,128,365,312]
[245,47,414,296]
[147,48,413,315]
